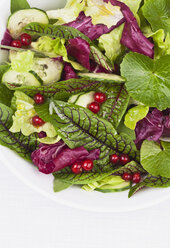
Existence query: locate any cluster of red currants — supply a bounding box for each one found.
[31,93,45,127]
[88,92,107,114]
[10,33,32,48]
[71,159,93,174]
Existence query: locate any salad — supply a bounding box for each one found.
[0,0,169,197]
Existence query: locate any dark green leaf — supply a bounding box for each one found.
[128,174,170,197]
[53,177,71,192]
[114,161,146,176]
[5,79,103,98]
[0,84,13,106]
[142,0,170,34]
[36,100,139,164]
[23,22,113,71]
[53,170,114,185]
[0,64,10,82]
[10,0,30,14]
[121,53,170,110]
[98,84,129,128]
[0,103,38,161]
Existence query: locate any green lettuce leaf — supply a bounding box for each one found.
[10,0,30,14]
[10,91,57,138]
[124,105,149,130]
[84,0,123,28]
[0,84,14,107]
[47,0,86,24]
[141,140,170,178]
[11,50,34,73]
[147,30,170,59]
[121,52,170,110]
[142,0,170,34]
[128,174,170,198]
[0,103,38,161]
[82,175,125,192]
[98,24,124,65]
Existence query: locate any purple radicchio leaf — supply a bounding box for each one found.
[65,11,125,40]
[62,63,78,80]
[90,60,111,73]
[135,108,169,149]
[67,37,91,70]
[104,0,154,58]
[31,140,100,174]
[1,29,13,46]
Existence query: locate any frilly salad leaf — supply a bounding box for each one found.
[147,30,170,59]
[82,175,125,192]
[124,105,149,130]
[23,23,113,71]
[10,0,30,14]
[121,52,170,110]
[5,78,103,99]
[142,0,170,35]
[0,103,38,161]
[35,100,139,175]
[10,50,34,73]
[129,174,170,198]
[98,24,124,65]
[10,91,57,138]
[84,0,123,28]
[141,140,170,178]
[47,0,86,24]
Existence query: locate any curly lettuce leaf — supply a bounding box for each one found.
[11,50,34,73]
[84,0,123,28]
[0,103,38,161]
[124,105,149,130]
[10,91,57,138]
[147,30,170,59]
[47,0,86,24]
[98,24,124,64]
[142,0,170,35]
[121,52,170,110]
[141,140,170,178]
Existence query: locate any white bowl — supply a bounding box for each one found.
[0,0,170,213]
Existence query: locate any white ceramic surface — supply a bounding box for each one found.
[0,0,170,213]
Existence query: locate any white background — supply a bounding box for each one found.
[0,161,169,248]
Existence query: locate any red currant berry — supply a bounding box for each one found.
[10,40,22,48]
[20,33,32,46]
[110,154,119,164]
[81,159,93,171]
[122,173,132,182]
[71,163,83,174]
[34,93,44,105]
[132,173,141,184]
[119,154,130,165]
[88,102,100,114]
[94,92,107,104]
[32,115,45,127]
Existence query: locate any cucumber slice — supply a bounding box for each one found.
[68,93,83,104]
[78,73,125,83]
[96,182,130,193]
[32,58,63,85]
[72,91,95,108]
[2,69,41,86]
[7,8,49,38]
